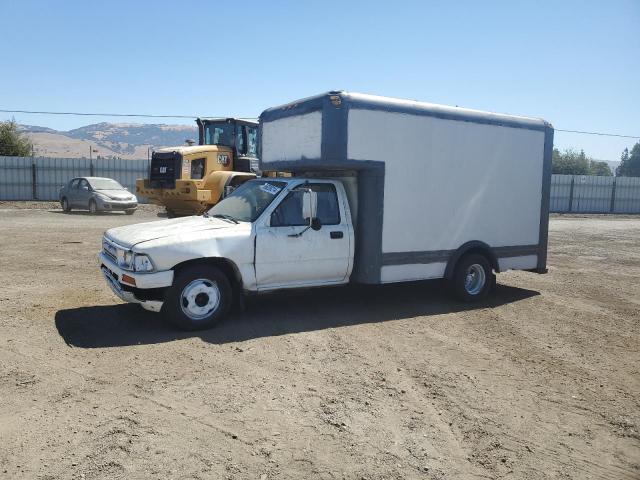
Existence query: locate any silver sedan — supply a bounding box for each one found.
[59,177,138,214]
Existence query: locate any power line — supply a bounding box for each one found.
[0,108,258,120]
[1,108,638,138]
[555,129,639,139]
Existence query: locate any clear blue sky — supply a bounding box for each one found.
[1,0,638,161]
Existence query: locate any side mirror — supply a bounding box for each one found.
[302,190,318,222]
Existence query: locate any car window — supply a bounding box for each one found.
[70,179,80,189]
[271,183,340,227]
[79,179,90,190]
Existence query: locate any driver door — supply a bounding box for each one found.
[254,183,350,290]
[77,178,92,208]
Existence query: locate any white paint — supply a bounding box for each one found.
[254,179,352,290]
[345,92,547,130]
[261,111,322,163]
[348,109,545,254]
[380,262,447,283]
[498,255,538,271]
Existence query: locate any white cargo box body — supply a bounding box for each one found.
[259,91,553,284]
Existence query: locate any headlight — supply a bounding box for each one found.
[116,249,134,269]
[115,247,153,272]
[133,254,154,272]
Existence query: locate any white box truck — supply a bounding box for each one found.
[99,91,553,330]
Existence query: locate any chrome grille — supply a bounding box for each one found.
[102,236,118,262]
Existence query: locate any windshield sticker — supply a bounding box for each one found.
[260,183,282,195]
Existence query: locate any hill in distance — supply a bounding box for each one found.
[19,122,199,160]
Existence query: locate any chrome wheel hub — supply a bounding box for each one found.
[464,264,486,295]
[180,278,220,320]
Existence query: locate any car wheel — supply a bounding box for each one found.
[89,199,98,214]
[166,208,176,218]
[61,197,71,212]
[162,265,232,331]
[450,253,495,302]
[125,209,135,215]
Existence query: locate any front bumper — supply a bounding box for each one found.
[99,252,173,312]
[95,197,138,211]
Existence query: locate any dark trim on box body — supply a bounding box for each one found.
[382,244,540,267]
[259,91,552,284]
[536,126,554,272]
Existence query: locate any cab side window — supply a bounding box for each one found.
[70,179,80,189]
[271,184,341,227]
[191,158,205,179]
[247,126,258,157]
[235,125,245,154]
[79,179,90,191]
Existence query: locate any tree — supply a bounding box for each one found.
[0,119,33,156]
[552,148,590,175]
[588,160,612,176]
[616,143,640,177]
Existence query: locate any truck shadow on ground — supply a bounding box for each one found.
[55,281,539,348]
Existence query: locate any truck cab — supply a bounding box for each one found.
[136,118,258,217]
[100,177,354,329]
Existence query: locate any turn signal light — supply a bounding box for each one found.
[121,274,136,286]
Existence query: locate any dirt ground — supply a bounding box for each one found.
[0,203,638,480]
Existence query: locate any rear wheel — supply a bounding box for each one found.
[89,199,98,214]
[61,197,71,212]
[450,253,495,302]
[162,265,232,330]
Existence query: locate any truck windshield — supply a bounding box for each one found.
[203,122,234,147]
[206,180,287,223]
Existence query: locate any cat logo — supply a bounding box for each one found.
[159,166,167,173]
[217,154,230,166]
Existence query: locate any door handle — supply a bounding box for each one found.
[330,231,343,239]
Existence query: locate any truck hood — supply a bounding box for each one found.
[105,216,237,249]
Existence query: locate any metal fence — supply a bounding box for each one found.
[2,156,640,213]
[550,174,640,214]
[0,156,149,202]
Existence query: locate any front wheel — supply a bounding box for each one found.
[162,265,232,330]
[450,253,495,302]
[125,209,136,215]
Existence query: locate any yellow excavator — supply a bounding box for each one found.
[136,118,258,217]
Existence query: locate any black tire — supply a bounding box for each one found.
[125,209,136,215]
[61,197,71,212]
[450,253,495,302]
[89,199,98,214]
[166,208,176,218]
[162,265,232,331]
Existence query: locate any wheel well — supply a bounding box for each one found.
[444,242,499,280]
[172,257,243,291]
